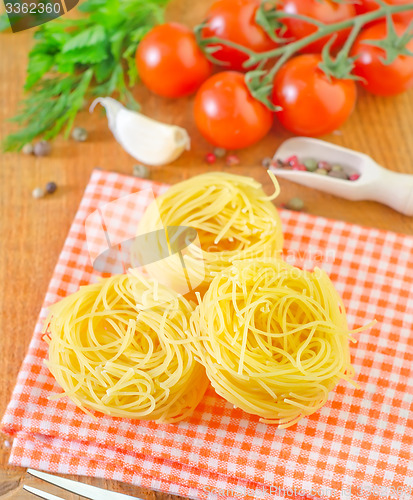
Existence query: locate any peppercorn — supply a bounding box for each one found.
[22,143,34,155]
[45,181,57,194]
[72,127,88,142]
[33,140,51,157]
[331,164,343,172]
[304,158,317,172]
[261,157,272,168]
[226,154,240,166]
[292,164,306,171]
[32,187,45,199]
[285,197,304,211]
[205,152,216,164]
[317,161,331,171]
[349,173,360,181]
[328,170,348,180]
[316,168,328,175]
[133,164,150,179]
[273,158,286,169]
[213,147,226,158]
[286,155,300,167]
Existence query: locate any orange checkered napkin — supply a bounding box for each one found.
[2,169,413,500]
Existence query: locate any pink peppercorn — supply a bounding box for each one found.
[205,152,216,164]
[272,159,285,169]
[349,173,360,181]
[226,154,240,166]
[286,155,299,167]
[317,161,331,171]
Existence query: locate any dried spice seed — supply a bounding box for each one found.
[261,157,272,168]
[205,153,216,164]
[285,197,304,211]
[286,155,300,167]
[22,143,34,155]
[213,147,226,158]
[133,164,150,179]
[317,161,331,171]
[32,187,45,199]
[328,170,348,180]
[304,159,317,171]
[278,155,360,182]
[226,154,240,166]
[272,158,286,169]
[45,182,58,194]
[72,127,88,142]
[33,140,51,156]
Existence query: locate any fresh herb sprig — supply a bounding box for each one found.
[197,0,413,110]
[2,0,169,151]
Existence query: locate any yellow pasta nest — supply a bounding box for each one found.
[190,259,356,428]
[136,172,283,296]
[45,273,209,422]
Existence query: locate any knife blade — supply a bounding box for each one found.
[27,469,143,500]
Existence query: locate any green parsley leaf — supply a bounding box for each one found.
[0,13,10,32]
[61,25,107,53]
[2,0,169,151]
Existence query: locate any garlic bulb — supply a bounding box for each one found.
[90,97,190,166]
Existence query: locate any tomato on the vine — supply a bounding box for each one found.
[202,0,278,71]
[194,71,273,149]
[279,0,356,54]
[272,54,357,136]
[354,0,413,27]
[351,22,413,96]
[136,23,212,98]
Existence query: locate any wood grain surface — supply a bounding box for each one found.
[1,0,412,498]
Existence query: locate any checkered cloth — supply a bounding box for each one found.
[2,169,413,500]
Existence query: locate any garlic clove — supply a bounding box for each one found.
[115,106,190,165]
[90,97,190,166]
[90,97,123,141]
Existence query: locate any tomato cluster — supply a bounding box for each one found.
[135,0,413,150]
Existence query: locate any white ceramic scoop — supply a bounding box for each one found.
[271,137,413,216]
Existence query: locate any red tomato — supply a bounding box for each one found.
[136,23,212,98]
[194,72,273,149]
[351,22,413,96]
[272,54,357,136]
[202,0,277,71]
[279,0,356,53]
[355,0,413,27]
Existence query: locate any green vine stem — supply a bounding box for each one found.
[196,1,413,110]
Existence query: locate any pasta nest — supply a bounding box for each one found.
[45,272,209,422]
[136,172,283,296]
[190,259,355,428]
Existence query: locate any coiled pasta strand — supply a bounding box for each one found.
[136,172,283,296]
[190,259,360,428]
[45,272,209,422]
